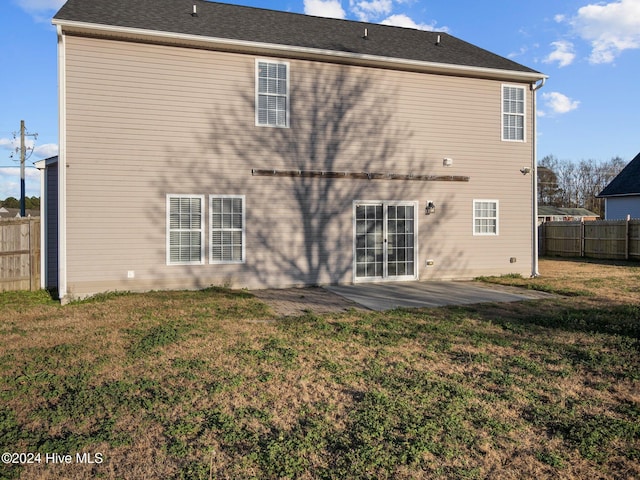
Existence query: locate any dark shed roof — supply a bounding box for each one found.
[54,0,542,76]
[538,206,599,217]
[598,152,640,197]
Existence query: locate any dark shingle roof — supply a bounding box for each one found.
[598,152,640,197]
[538,206,599,217]
[53,0,542,76]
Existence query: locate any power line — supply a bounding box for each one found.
[0,165,38,168]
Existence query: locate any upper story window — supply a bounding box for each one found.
[256,60,289,128]
[502,85,525,141]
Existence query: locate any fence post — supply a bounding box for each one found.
[626,214,631,260]
[29,219,39,291]
[580,218,585,258]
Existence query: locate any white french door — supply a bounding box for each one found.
[354,201,418,282]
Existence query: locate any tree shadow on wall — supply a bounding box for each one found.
[152,62,467,288]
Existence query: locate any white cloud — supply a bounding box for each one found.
[544,40,576,67]
[380,14,439,31]
[304,0,346,19]
[0,177,20,200]
[33,143,58,158]
[1,137,58,161]
[0,137,17,148]
[0,137,20,157]
[345,0,445,30]
[350,0,393,22]
[13,0,64,13]
[542,91,580,115]
[0,167,41,178]
[0,167,19,177]
[569,0,640,64]
[508,46,529,59]
[0,167,41,200]
[14,0,64,22]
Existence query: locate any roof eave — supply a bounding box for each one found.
[598,192,640,198]
[52,19,547,82]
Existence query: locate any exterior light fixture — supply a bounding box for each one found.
[425,201,435,215]
[520,167,531,175]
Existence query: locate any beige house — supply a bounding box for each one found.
[48,0,546,302]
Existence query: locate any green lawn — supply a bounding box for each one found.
[0,260,638,479]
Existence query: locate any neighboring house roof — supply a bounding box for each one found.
[53,0,544,81]
[0,208,39,219]
[538,206,599,218]
[598,151,640,198]
[34,155,59,170]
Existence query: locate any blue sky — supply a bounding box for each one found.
[1,0,639,200]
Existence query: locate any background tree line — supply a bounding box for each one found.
[0,196,40,210]
[537,155,626,218]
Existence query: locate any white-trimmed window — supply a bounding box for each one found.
[473,200,499,235]
[256,60,289,127]
[210,195,245,263]
[167,195,204,265]
[502,85,525,141]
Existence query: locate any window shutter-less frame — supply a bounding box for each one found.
[210,195,245,263]
[256,60,289,127]
[502,85,525,142]
[473,200,499,235]
[167,195,205,265]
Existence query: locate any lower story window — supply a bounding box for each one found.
[473,200,499,235]
[167,195,204,264]
[210,195,245,263]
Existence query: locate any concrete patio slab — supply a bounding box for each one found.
[325,281,551,311]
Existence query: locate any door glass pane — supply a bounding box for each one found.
[386,204,415,278]
[388,205,396,220]
[356,203,415,279]
[355,204,383,278]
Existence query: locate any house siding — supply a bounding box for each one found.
[605,197,640,220]
[62,34,534,298]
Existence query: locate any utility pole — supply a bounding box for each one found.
[16,120,38,217]
[20,120,26,217]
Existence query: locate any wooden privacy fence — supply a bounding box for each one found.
[539,218,640,260]
[0,217,40,292]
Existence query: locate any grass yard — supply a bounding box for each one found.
[0,258,638,479]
